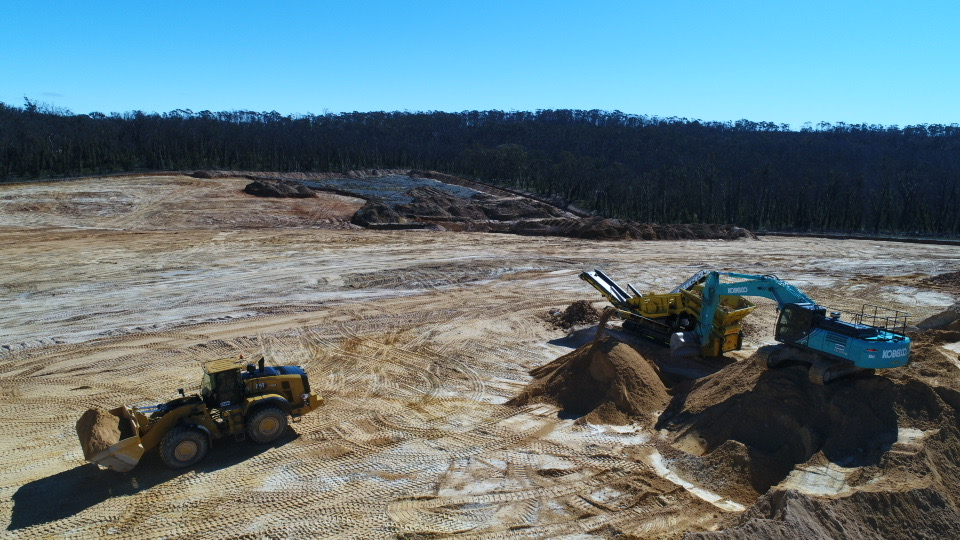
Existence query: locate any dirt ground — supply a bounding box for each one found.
[0,175,957,538]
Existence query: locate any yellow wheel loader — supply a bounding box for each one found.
[76,357,323,472]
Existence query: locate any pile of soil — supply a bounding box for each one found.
[75,408,122,459]
[922,270,960,288]
[508,337,669,425]
[544,300,602,329]
[243,180,316,198]
[661,341,960,536]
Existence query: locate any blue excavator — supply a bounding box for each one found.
[580,269,911,384]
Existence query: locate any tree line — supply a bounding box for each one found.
[1,100,958,235]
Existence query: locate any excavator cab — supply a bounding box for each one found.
[775,303,823,343]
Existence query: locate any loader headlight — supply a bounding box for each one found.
[301,393,309,403]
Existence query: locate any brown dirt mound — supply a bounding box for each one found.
[508,337,669,425]
[658,355,903,497]
[544,300,602,329]
[75,408,122,460]
[662,345,960,535]
[243,180,317,198]
[350,201,408,226]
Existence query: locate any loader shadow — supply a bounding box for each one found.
[7,430,299,531]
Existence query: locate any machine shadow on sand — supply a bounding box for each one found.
[8,431,299,531]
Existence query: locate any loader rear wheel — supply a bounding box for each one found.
[160,426,209,469]
[247,406,288,444]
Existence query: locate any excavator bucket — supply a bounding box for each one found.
[670,332,701,357]
[76,406,145,472]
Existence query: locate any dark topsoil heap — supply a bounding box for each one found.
[242,180,317,198]
[508,337,670,425]
[516,317,960,538]
[352,185,754,241]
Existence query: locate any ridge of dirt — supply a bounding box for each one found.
[508,337,669,425]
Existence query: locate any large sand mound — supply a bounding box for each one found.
[509,337,669,425]
[661,341,960,533]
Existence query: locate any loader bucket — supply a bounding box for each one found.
[670,332,701,357]
[76,406,145,472]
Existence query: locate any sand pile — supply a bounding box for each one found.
[509,337,669,425]
[76,408,123,459]
[544,300,602,329]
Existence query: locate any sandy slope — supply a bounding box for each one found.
[0,175,956,538]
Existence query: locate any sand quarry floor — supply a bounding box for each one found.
[0,175,958,538]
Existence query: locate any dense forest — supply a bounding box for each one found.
[1,100,958,235]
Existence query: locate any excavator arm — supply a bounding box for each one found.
[685,272,813,352]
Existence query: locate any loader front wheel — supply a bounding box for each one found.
[247,406,288,444]
[160,426,209,469]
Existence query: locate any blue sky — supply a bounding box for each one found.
[1,1,957,129]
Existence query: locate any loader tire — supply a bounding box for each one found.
[246,406,287,444]
[160,426,209,469]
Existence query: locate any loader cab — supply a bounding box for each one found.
[775,303,824,343]
[200,358,246,409]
